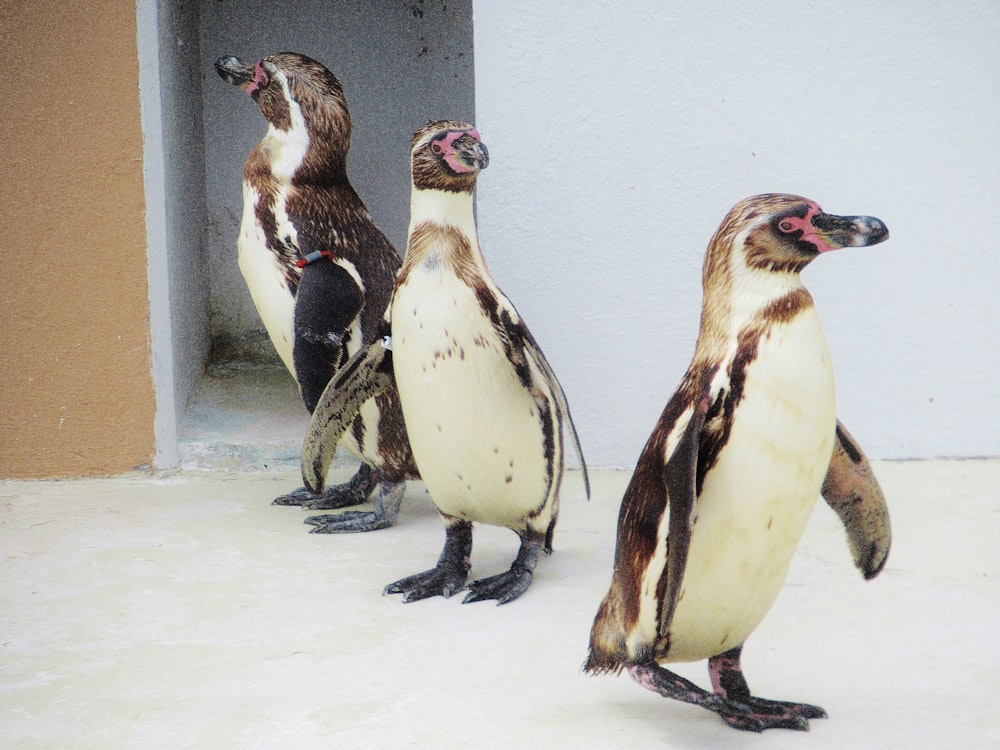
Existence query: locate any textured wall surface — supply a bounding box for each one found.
[473,1,1000,462]
[0,1,155,478]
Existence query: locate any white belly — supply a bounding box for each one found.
[391,266,555,529]
[665,310,836,661]
[237,184,297,377]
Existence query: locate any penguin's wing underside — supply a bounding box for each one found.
[300,327,395,493]
[496,304,591,500]
[293,259,365,413]
[658,380,714,639]
[821,420,892,579]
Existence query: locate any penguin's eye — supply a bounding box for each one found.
[778,219,796,233]
[431,142,444,154]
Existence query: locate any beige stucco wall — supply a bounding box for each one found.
[0,1,156,478]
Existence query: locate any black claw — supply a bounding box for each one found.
[305,511,393,533]
[301,492,365,511]
[461,529,546,605]
[383,564,468,602]
[272,486,321,507]
[704,645,826,731]
[300,480,405,534]
[462,567,533,605]
[273,464,377,509]
[384,521,473,602]
[720,709,811,733]
[714,694,825,732]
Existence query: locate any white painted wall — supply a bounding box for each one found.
[472,0,1000,463]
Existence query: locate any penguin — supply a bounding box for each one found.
[584,194,892,732]
[215,52,417,531]
[300,121,589,604]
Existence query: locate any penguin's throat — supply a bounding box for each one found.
[409,188,477,238]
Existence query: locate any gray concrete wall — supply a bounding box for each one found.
[200,0,475,363]
[159,0,212,434]
[139,0,213,466]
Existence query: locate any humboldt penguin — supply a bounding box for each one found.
[301,121,589,604]
[584,194,892,731]
[215,52,417,531]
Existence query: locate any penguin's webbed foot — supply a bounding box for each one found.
[462,567,533,605]
[272,463,377,509]
[717,697,826,733]
[304,480,405,534]
[708,645,827,732]
[462,529,546,606]
[383,520,472,602]
[383,563,468,602]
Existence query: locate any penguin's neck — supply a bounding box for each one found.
[259,94,311,182]
[409,186,477,238]
[728,264,806,325]
[403,186,488,279]
[698,262,810,356]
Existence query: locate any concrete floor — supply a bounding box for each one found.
[1,460,998,749]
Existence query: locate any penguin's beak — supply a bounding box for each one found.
[215,55,256,90]
[810,212,889,252]
[454,134,490,171]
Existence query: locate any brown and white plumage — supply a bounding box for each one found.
[301,121,589,604]
[215,53,417,530]
[585,194,891,731]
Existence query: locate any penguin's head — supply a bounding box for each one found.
[410,120,489,193]
[215,53,351,175]
[707,193,890,277]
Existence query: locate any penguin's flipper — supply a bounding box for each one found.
[821,420,892,579]
[521,330,591,500]
[293,256,365,413]
[474,285,589,500]
[300,332,395,494]
[658,385,713,639]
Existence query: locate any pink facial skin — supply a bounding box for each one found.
[432,128,483,173]
[244,62,269,96]
[777,204,837,253]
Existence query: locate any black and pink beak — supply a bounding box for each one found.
[778,206,889,253]
[214,55,268,97]
[434,129,490,174]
